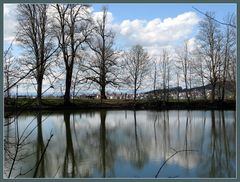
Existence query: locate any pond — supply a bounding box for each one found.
[4,110,236,178]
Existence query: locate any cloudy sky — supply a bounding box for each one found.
[3,3,236,95]
[4,3,236,54]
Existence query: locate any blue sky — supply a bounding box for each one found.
[92,3,236,49]
[92,3,236,21]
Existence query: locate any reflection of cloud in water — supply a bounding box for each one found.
[6,110,235,178]
[169,151,199,169]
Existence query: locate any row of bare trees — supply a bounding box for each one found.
[159,12,236,103]
[4,4,236,105]
[197,12,236,102]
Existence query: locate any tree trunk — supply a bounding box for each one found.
[153,63,157,98]
[177,73,180,102]
[221,56,228,102]
[184,77,190,103]
[134,77,137,102]
[134,88,137,102]
[64,68,73,105]
[201,75,207,101]
[167,68,170,102]
[211,83,216,103]
[101,85,107,100]
[37,75,43,106]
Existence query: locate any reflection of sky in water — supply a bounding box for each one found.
[4,110,236,178]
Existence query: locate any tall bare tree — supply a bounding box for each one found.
[192,54,207,100]
[153,60,157,97]
[17,4,57,106]
[84,7,119,100]
[176,40,192,103]
[221,14,236,101]
[71,57,86,100]
[160,49,171,102]
[53,4,92,105]
[4,50,19,99]
[123,45,151,101]
[197,12,223,102]
[176,70,180,102]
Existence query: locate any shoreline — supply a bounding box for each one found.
[4,98,236,113]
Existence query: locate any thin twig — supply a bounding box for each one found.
[7,115,20,178]
[192,6,236,28]
[4,85,54,127]
[14,131,54,178]
[6,111,52,178]
[4,46,59,93]
[33,131,53,177]
[155,149,198,178]
[53,166,60,178]
[4,31,19,59]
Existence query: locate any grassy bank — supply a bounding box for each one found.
[4,98,236,112]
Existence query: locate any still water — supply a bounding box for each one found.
[4,110,236,178]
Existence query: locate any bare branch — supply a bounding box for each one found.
[192,6,236,28]
[155,148,198,178]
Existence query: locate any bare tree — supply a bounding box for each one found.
[197,12,223,102]
[221,14,236,101]
[4,50,19,99]
[153,60,157,97]
[84,7,119,100]
[4,33,21,99]
[123,45,151,101]
[192,54,207,100]
[17,4,57,106]
[71,57,86,100]
[159,49,171,102]
[176,40,192,103]
[53,4,92,105]
[176,69,180,102]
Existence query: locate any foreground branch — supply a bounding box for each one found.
[192,6,236,28]
[155,148,198,178]
[15,131,54,178]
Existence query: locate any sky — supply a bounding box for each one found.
[3,3,237,95]
[4,3,236,53]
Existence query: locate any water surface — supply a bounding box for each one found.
[4,110,236,178]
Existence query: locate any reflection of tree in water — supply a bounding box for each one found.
[78,110,96,120]
[148,110,171,157]
[4,117,16,177]
[63,112,76,177]
[200,111,207,154]
[96,110,117,177]
[198,110,236,177]
[99,110,107,177]
[33,114,46,177]
[153,111,171,161]
[4,112,53,178]
[184,111,192,173]
[128,110,148,169]
[4,110,235,178]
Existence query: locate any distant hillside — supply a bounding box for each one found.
[144,81,235,95]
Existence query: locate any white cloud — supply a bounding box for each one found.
[4,4,199,56]
[4,4,18,46]
[114,11,199,53]
[188,37,197,52]
[93,11,114,26]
